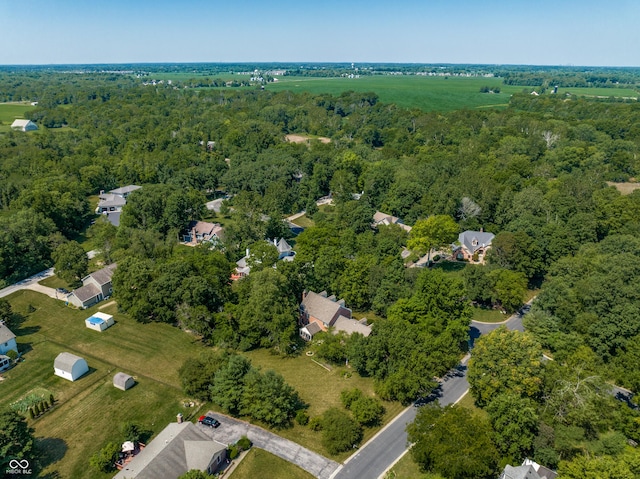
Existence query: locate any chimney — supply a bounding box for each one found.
[246,248,250,258]
[176,413,183,424]
[480,227,483,232]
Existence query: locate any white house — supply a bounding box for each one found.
[54,352,89,381]
[0,322,18,356]
[11,119,38,132]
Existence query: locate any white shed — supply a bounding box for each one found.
[85,312,114,332]
[54,352,88,381]
[11,119,38,131]
[113,372,135,391]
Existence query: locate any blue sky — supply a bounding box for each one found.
[1,0,638,66]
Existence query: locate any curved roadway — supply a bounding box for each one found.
[331,310,527,479]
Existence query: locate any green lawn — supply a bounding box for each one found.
[229,448,314,479]
[0,102,37,132]
[383,452,429,479]
[244,348,405,460]
[291,214,315,228]
[471,307,508,323]
[2,291,205,479]
[38,275,72,290]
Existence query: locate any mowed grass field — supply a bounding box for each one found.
[0,102,36,132]
[2,291,203,479]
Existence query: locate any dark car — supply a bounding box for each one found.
[198,415,220,428]
[56,288,70,294]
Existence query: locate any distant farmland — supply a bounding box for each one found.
[265,75,519,112]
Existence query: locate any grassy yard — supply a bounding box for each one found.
[2,290,205,479]
[0,102,37,132]
[290,214,315,228]
[229,448,314,479]
[2,288,406,474]
[384,452,429,479]
[472,307,508,323]
[244,348,405,461]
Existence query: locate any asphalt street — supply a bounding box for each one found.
[332,310,528,479]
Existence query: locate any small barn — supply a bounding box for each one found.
[85,312,114,332]
[54,352,89,381]
[11,119,38,131]
[114,372,135,391]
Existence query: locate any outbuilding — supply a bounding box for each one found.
[54,352,89,381]
[113,372,135,391]
[10,119,38,131]
[85,312,114,332]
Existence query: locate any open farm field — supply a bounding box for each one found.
[0,102,35,132]
[143,71,248,82]
[561,85,638,98]
[266,76,523,112]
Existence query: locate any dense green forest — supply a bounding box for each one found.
[1,67,640,477]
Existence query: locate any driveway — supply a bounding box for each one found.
[198,413,340,479]
[0,268,55,299]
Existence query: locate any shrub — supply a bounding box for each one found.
[27,304,36,313]
[236,436,252,451]
[228,444,239,460]
[321,408,363,455]
[308,416,323,431]
[28,408,34,420]
[89,442,120,473]
[49,393,54,405]
[6,349,17,361]
[36,403,43,415]
[350,396,385,427]
[433,255,441,262]
[341,388,363,410]
[296,410,309,426]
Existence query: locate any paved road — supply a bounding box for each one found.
[0,250,97,300]
[0,268,55,299]
[332,311,527,479]
[198,413,340,479]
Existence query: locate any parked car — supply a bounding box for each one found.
[198,415,220,428]
[56,288,70,294]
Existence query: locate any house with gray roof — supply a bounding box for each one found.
[0,322,18,356]
[95,185,141,226]
[500,459,557,479]
[299,291,371,341]
[68,264,116,309]
[372,211,412,232]
[453,230,495,263]
[113,422,227,479]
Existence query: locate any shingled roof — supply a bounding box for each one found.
[113,422,226,479]
[0,323,16,344]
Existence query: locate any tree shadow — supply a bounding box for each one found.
[36,437,68,471]
[468,325,481,349]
